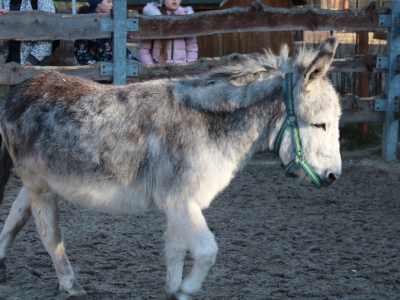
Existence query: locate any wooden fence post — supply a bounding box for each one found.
[382,0,400,161]
[357,30,369,136]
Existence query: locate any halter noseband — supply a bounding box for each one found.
[273,73,322,189]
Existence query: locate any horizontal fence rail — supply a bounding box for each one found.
[0,1,390,41]
[1,56,398,123]
[0,53,383,85]
[341,94,400,123]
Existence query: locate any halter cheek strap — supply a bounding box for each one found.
[273,73,322,189]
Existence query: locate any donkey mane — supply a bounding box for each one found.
[202,44,320,83]
[172,44,320,114]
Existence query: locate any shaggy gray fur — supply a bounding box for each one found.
[0,37,341,299]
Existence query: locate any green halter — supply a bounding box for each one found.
[273,73,322,189]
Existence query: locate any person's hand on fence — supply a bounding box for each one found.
[0,9,9,14]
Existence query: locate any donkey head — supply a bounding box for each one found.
[273,37,341,188]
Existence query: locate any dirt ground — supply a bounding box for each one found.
[0,146,398,300]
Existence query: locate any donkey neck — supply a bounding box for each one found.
[173,71,285,114]
[172,72,286,166]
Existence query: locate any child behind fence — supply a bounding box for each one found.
[1,0,56,66]
[74,0,139,66]
[138,0,198,64]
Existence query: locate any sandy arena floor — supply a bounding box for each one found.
[0,147,398,300]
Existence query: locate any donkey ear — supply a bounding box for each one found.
[303,37,338,85]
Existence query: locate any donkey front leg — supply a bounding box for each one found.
[0,187,32,282]
[165,202,218,300]
[164,219,188,298]
[27,188,86,297]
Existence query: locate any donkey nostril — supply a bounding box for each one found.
[328,173,337,182]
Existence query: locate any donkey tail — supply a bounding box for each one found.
[0,136,12,206]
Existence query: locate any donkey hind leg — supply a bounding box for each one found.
[0,138,13,206]
[27,188,86,297]
[0,187,32,283]
[165,202,218,300]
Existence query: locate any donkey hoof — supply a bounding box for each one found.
[0,261,6,283]
[60,281,86,299]
[67,294,88,300]
[168,291,193,300]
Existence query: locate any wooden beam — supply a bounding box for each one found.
[0,53,386,85]
[329,54,378,74]
[3,61,398,124]
[340,94,400,123]
[0,1,389,41]
[127,2,389,39]
[0,11,112,41]
[0,62,111,85]
[3,63,397,124]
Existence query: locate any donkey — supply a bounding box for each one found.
[0,37,341,299]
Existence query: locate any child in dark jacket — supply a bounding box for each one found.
[74,0,139,65]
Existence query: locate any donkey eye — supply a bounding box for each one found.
[309,69,321,79]
[313,123,326,131]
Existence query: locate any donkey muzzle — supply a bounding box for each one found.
[321,172,339,187]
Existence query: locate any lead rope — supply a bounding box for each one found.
[273,73,322,189]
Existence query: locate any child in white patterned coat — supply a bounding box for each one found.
[1,0,55,66]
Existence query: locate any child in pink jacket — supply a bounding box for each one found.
[138,0,198,64]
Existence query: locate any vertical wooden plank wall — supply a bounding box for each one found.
[197,0,294,58]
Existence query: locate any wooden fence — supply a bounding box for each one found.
[0,0,398,159]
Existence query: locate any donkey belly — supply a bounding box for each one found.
[33,173,154,214]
